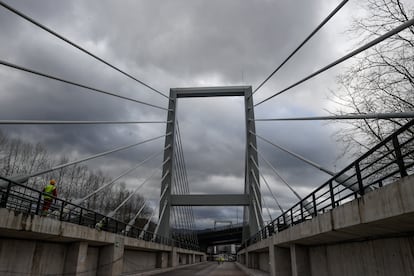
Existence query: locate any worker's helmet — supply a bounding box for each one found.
[50,179,56,185]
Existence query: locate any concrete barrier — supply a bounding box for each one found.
[0,208,205,275]
[238,175,414,276]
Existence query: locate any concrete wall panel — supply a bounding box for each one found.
[309,236,414,276]
[84,246,99,276]
[308,246,329,276]
[31,241,66,275]
[239,253,246,265]
[195,254,202,263]
[290,244,309,276]
[274,246,292,276]
[97,236,124,276]
[361,180,404,224]
[178,253,188,265]
[259,252,269,272]
[64,242,88,275]
[156,251,169,268]
[122,249,157,274]
[399,175,414,212]
[248,252,259,269]
[0,239,35,275]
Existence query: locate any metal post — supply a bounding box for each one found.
[0,181,12,208]
[300,201,304,221]
[329,181,335,208]
[355,163,364,196]
[312,193,317,216]
[36,193,42,215]
[79,208,83,225]
[392,136,408,177]
[59,201,64,221]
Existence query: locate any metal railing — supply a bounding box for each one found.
[243,119,414,248]
[0,176,199,251]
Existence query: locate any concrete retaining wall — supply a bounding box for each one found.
[0,239,38,275]
[32,242,67,275]
[123,250,157,274]
[0,208,206,275]
[0,239,101,276]
[238,175,414,276]
[178,253,188,265]
[84,246,99,276]
[259,252,269,272]
[309,236,414,276]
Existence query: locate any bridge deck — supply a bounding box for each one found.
[155,262,249,276]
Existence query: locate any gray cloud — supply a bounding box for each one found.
[0,0,362,229]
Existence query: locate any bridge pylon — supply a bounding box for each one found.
[157,86,263,242]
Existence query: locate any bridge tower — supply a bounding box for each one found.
[158,86,263,242]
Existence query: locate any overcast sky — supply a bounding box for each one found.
[0,0,373,229]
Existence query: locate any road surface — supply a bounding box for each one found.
[156,261,248,276]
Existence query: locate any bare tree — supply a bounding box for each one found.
[0,132,152,224]
[331,0,414,156]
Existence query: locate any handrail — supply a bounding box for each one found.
[0,175,200,251]
[242,119,414,249]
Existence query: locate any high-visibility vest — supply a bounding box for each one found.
[43,184,56,200]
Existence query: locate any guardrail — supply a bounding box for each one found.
[243,119,414,248]
[0,176,199,251]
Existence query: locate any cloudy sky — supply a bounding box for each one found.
[0,0,373,229]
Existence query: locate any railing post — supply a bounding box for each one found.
[355,163,364,196]
[300,201,304,221]
[36,192,42,215]
[268,223,274,236]
[290,208,294,225]
[0,181,12,208]
[27,200,33,213]
[312,193,317,216]
[392,136,408,177]
[329,180,335,208]
[59,200,64,221]
[276,217,280,231]
[378,180,383,188]
[78,208,83,225]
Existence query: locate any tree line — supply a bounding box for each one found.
[0,130,151,226]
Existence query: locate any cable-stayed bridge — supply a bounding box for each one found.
[0,1,414,275]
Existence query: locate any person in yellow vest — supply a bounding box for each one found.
[42,179,57,215]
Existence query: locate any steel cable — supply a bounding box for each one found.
[254,17,414,107]
[0,1,169,100]
[0,59,169,111]
[253,0,349,95]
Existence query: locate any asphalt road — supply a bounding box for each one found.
[155,262,248,276]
